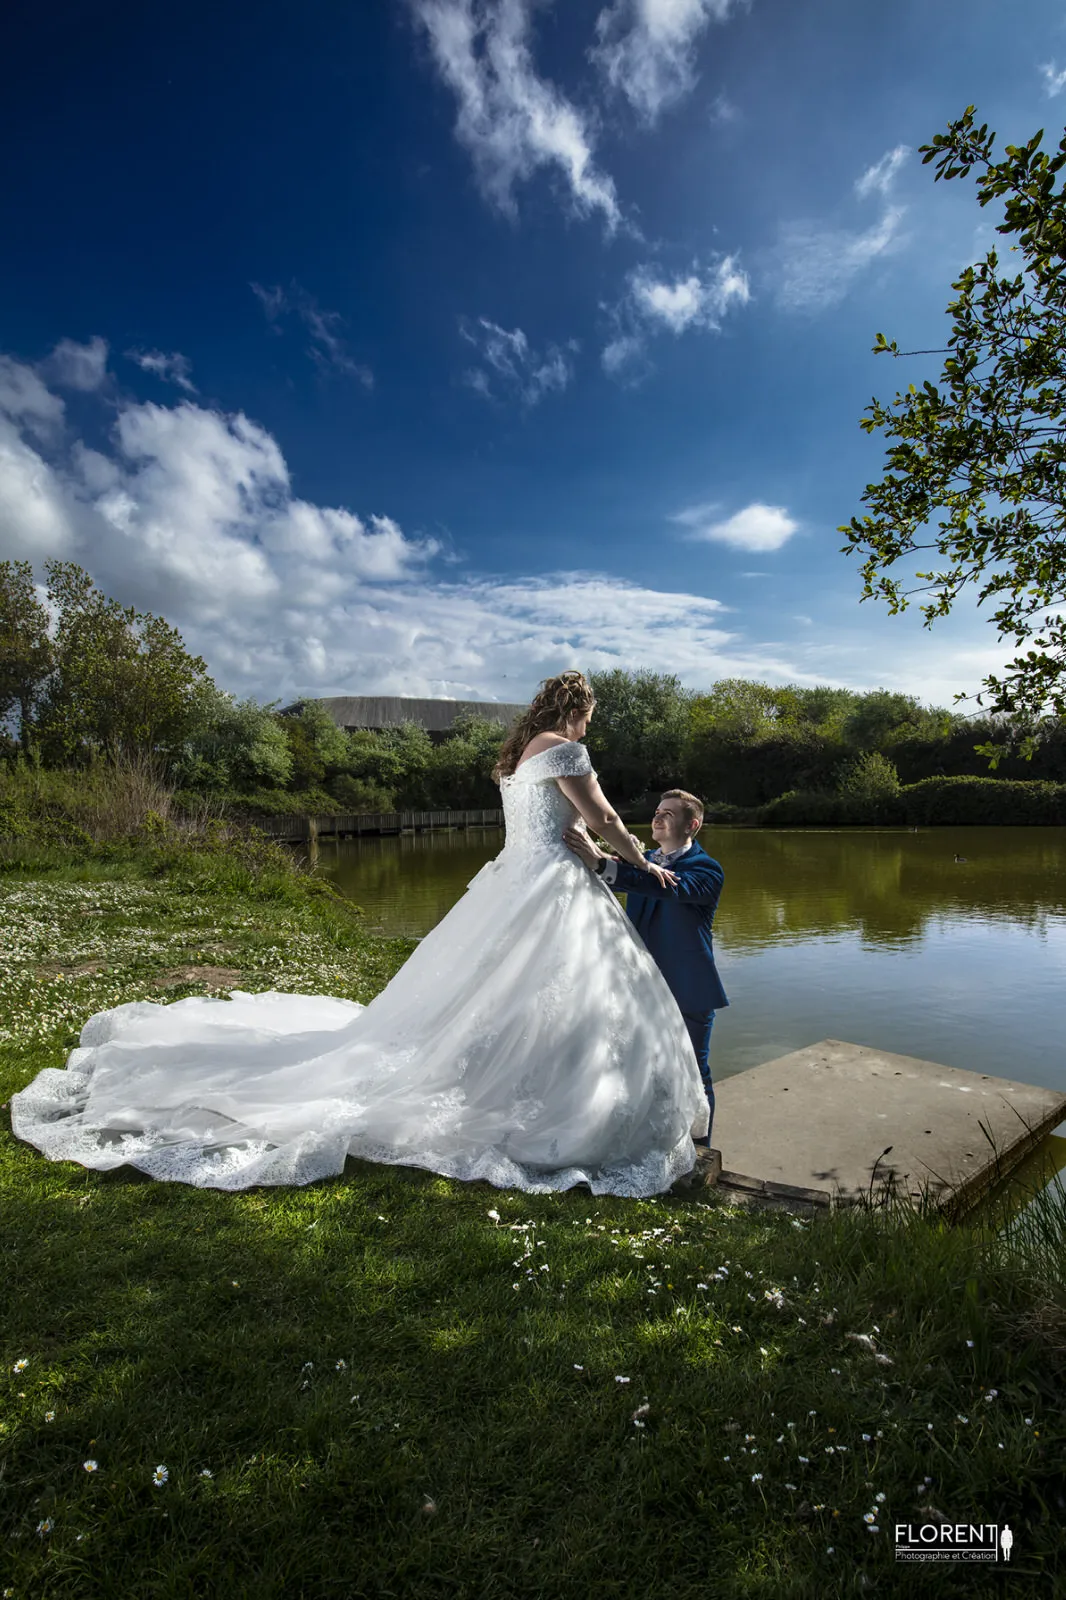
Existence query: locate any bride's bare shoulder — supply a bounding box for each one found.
[515,732,569,769]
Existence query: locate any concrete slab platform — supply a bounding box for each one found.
[713,1040,1066,1216]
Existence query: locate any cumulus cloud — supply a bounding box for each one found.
[0,357,66,436]
[408,0,621,229]
[1040,60,1066,96]
[460,317,575,405]
[633,257,749,331]
[250,282,373,386]
[855,144,909,200]
[591,0,743,124]
[126,349,198,393]
[673,501,799,551]
[0,355,435,629]
[39,336,110,392]
[0,345,798,702]
[0,422,76,561]
[602,255,749,375]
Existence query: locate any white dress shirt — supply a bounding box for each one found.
[599,836,692,887]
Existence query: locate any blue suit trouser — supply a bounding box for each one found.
[681,1009,715,1144]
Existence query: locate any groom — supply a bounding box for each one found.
[564,790,727,1148]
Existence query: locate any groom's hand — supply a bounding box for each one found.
[563,826,605,869]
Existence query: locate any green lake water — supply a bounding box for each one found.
[322,825,1066,1126]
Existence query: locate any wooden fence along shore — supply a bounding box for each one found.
[255,809,505,843]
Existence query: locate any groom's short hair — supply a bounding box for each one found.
[661,789,704,832]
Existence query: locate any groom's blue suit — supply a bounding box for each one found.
[607,840,727,1139]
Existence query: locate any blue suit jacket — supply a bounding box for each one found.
[610,841,728,1015]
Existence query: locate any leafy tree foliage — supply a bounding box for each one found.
[344,721,434,809]
[281,717,326,790]
[0,560,53,756]
[587,669,691,797]
[37,563,211,764]
[841,108,1066,729]
[290,701,354,775]
[841,690,940,750]
[688,679,787,742]
[172,687,293,791]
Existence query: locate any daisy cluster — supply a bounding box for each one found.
[0,879,371,1052]
[481,1206,1046,1558]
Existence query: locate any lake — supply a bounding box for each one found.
[322,825,1066,1117]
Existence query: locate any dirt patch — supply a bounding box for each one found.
[37,960,107,978]
[152,965,244,990]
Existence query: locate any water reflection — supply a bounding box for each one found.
[713,828,1066,952]
[319,828,504,938]
[323,825,1066,951]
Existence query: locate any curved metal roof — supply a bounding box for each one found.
[282,695,527,733]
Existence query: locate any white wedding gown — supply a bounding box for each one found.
[12,741,708,1196]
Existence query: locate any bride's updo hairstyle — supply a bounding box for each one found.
[493,670,596,783]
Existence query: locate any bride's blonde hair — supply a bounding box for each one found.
[493,670,596,783]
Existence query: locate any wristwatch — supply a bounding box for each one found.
[594,857,608,875]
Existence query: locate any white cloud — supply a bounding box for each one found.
[0,348,760,701]
[0,348,1019,711]
[602,255,749,374]
[39,336,110,392]
[250,282,287,322]
[591,0,742,124]
[855,144,909,200]
[0,356,66,436]
[770,205,906,314]
[708,91,739,125]
[1040,60,1066,96]
[768,144,912,315]
[601,332,647,378]
[633,256,749,332]
[408,0,621,229]
[0,417,76,561]
[0,357,435,633]
[250,282,373,386]
[460,317,575,405]
[673,501,799,551]
[126,349,198,393]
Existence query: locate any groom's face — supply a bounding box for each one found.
[651,798,694,853]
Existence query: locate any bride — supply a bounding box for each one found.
[12,672,709,1197]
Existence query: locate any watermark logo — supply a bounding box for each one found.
[895,1521,1014,1563]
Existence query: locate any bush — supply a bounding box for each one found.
[837,751,901,800]
[327,775,397,812]
[0,753,177,843]
[755,775,1066,826]
[177,787,339,818]
[903,776,1066,825]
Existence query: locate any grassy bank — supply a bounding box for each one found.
[1,845,1064,1598]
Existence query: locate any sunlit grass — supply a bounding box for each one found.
[1,846,1063,1598]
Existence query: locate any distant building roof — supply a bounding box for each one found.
[281,695,528,735]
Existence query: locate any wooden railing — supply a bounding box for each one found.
[252,809,505,841]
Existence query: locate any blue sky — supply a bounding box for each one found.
[0,0,1061,709]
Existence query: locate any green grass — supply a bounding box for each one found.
[1,848,1063,1599]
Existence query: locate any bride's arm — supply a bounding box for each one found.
[555,772,654,871]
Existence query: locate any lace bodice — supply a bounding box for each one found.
[500,741,594,862]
